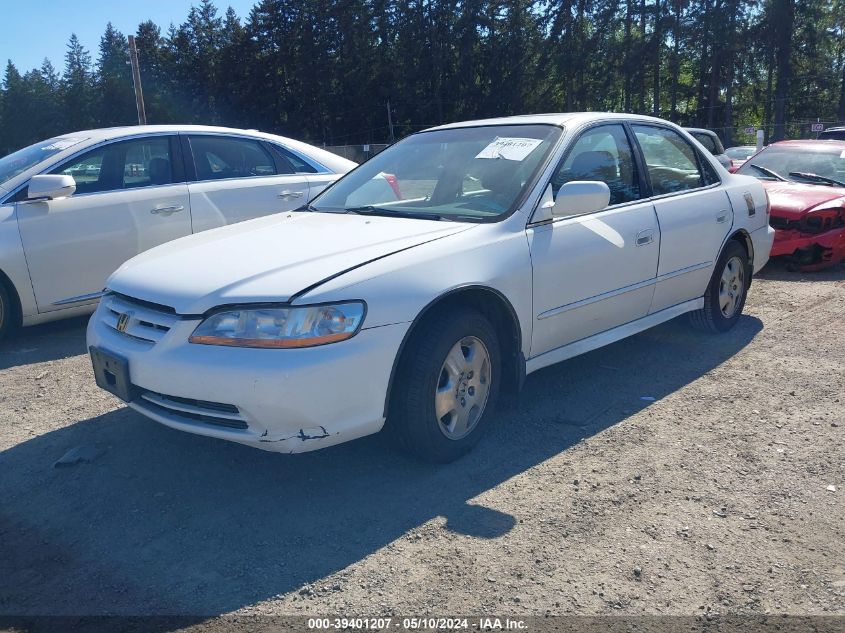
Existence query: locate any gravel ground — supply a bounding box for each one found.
[0,260,843,622]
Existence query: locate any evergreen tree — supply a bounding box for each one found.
[97,23,136,126]
[1,0,845,152]
[62,33,95,132]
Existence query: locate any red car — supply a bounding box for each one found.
[735,140,845,270]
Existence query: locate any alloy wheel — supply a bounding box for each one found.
[434,336,491,440]
[718,255,745,318]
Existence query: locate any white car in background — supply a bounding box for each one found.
[0,125,355,338]
[88,113,774,462]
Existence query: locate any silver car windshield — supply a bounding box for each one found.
[309,124,562,222]
[0,136,87,188]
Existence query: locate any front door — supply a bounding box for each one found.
[527,123,660,357]
[17,135,191,312]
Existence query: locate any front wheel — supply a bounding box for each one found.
[389,308,501,462]
[689,240,751,332]
[0,282,15,341]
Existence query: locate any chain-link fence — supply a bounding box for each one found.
[323,144,391,163]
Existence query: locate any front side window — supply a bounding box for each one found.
[51,136,173,194]
[551,124,641,206]
[633,125,705,195]
[310,124,562,222]
[189,135,276,181]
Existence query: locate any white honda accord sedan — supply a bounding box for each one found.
[87,113,775,462]
[0,125,354,339]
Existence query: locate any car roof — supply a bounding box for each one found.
[770,139,845,149]
[426,112,673,131]
[683,127,717,136]
[47,124,356,173]
[56,124,291,143]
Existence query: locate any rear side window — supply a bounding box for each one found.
[51,136,174,194]
[692,132,716,154]
[633,125,705,196]
[189,135,277,181]
[271,144,318,174]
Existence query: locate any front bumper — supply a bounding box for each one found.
[770,225,845,271]
[87,297,409,453]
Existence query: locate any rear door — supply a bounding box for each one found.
[527,123,660,357]
[16,135,191,312]
[185,134,312,232]
[631,124,733,312]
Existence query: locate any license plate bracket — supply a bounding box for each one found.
[90,347,136,402]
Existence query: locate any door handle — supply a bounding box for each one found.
[716,210,728,223]
[636,229,654,246]
[278,190,304,199]
[150,205,184,216]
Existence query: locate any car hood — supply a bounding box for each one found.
[763,181,845,220]
[108,212,474,314]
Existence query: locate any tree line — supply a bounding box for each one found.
[1,0,844,155]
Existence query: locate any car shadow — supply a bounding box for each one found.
[0,314,763,622]
[756,258,845,282]
[0,315,89,370]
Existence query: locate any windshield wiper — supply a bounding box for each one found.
[345,206,445,221]
[747,163,786,181]
[788,171,845,188]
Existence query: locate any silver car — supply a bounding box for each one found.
[685,128,731,169]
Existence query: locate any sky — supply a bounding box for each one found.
[0,0,258,74]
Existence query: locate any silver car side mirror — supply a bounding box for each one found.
[27,174,77,201]
[551,181,610,217]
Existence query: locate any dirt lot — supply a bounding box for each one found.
[0,260,843,622]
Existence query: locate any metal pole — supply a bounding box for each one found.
[387,100,394,143]
[128,36,147,125]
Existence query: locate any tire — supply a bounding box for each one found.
[389,307,501,463]
[0,281,16,341]
[689,240,751,333]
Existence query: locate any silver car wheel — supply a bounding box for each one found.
[718,255,745,318]
[434,336,491,440]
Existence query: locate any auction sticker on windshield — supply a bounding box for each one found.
[41,138,86,151]
[475,137,543,161]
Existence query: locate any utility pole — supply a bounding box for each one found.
[386,100,394,143]
[128,36,147,125]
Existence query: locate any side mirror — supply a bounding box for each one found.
[27,174,76,201]
[552,181,610,217]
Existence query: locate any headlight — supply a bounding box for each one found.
[189,302,366,348]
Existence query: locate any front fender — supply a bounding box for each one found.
[0,202,37,319]
[295,223,534,359]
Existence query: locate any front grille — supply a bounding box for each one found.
[100,293,179,344]
[138,390,248,430]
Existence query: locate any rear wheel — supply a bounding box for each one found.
[389,308,501,462]
[689,240,751,332]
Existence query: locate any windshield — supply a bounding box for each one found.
[726,146,756,160]
[0,136,86,188]
[737,144,845,186]
[310,124,562,221]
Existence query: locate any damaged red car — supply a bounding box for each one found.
[736,140,845,270]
